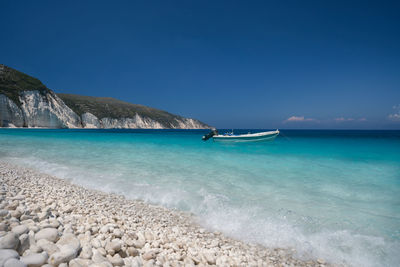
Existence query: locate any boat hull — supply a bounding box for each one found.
[212,130,279,142]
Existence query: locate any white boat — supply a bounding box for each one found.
[203,129,279,142]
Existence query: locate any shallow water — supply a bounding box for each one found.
[1,129,399,266]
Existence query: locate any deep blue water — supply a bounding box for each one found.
[1,129,399,266]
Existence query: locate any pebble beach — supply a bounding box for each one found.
[0,161,329,267]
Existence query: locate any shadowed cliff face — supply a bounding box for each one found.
[0,90,81,128]
[0,94,24,127]
[0,64,210,129]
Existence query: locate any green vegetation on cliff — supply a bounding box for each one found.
[0,64,50,107]
[0,64,209,128]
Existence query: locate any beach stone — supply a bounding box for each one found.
[183,256,195,266]
[98,247,107,256]
[28,244,43,253]
[19,215,33,221]
[99,226,109,234]
[20,251,49,267]
[41,219,60,229]
[28,226,39,234]
[91,238,101,249]
[117,249,127,258]
[7,201,19,210]
[69,258,89,267]
[0,233,19,249]
[142,251,156,261]
[92,249,108,263]
[105,239,121,253]
[63,225,74,234]
[80,234,92,246]
[132,239,145,249]
[89,262,113,267]
[37,212,49,221]
[210,240,219,248]
[126,247,139,257]
[190,255,201,265]
[48,245,78,266]
[12,225,29,236]
[130,257,142,267]
[144,231,154,241]
[0,210,9,218]
[216,255,229,265]
[10,210,23,219]
[63,205,74,213]
[35,228,59,242]
[11,195,25,201]
[79,244,93,259]
[70,258,93,267]
[28,230,35,243]
[17,234,30,255]
[4,258,27,267]
[90,227,99,235]
[113,229,123,238]
[56,233,81,251]
[37,238,59,255]
[110,254,124,266]
[143,259,155,267]
[0,249,19,266]
[202,252,216,265]
[0,222,8,232]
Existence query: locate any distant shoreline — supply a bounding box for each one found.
[1,127,399,131]
[0,127,210,130]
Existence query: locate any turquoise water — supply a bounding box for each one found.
[0,129,399,266]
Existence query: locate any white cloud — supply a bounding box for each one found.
[334,117,355,122]
[388,104,400,121]
[284,116,316,123]
[389,113,400,121]
[284,116,367,124]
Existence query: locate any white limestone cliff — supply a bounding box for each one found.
[0,94,25,127]
[81,112,101,128]
[0,92,209,129]
[173,118,208,129]
[19,91,81,128]
[100,114,164,129]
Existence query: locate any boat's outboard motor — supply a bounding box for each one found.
[202,129,218,141]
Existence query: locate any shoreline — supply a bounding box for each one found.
[0,127,211,130]
[0,161,329,266]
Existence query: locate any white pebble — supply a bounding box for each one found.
[0,233,19,250]
[12,225,29,236]
[4,258,27,267]
[48,245,78,266]
[0,249,20,266]
[35,228,59,243]
[20,251,49,267]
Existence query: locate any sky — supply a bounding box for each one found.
[1,0,399,129]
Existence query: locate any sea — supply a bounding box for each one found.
[0,129,399,266]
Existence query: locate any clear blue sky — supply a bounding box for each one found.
[1,1,399,129]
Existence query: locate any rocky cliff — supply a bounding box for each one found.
[0,64,209,129]
[57,93,208,129]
